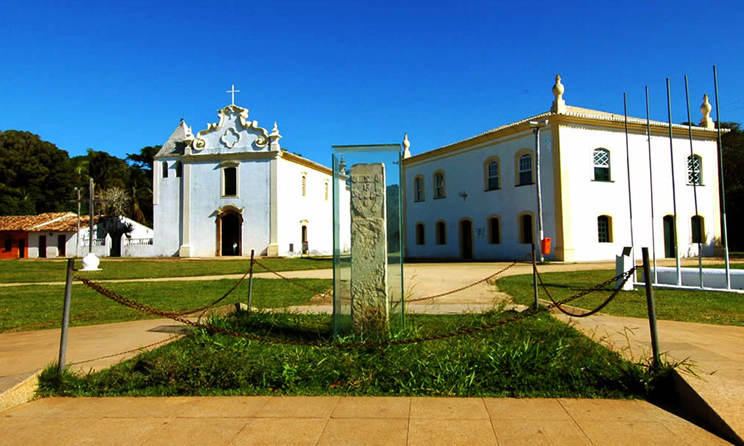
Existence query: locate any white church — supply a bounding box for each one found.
[402,76,723,262]
[152,90,348,257]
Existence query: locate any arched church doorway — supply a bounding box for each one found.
[663,215,675,258]
[217,211,242,256]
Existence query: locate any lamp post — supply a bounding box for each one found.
[530,120,549,262]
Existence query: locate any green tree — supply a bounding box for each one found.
[126,145,158,226]
[87,149,129,190]
[721,122,744,251]
[0,130,75,215]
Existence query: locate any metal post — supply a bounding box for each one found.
[642,247,661,369]
[88,179,95,254]
[645,87,658,283]
[532,242,539,308]
[684,75,704,288]
[247,249,255,311]
[58,258,74,373]
[713,66,731,289]
[530,120,548,262]
[666,79,681,285]
[623,93,636,263]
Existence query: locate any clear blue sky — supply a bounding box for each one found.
[2,0,743,166]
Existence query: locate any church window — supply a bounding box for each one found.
[302,174,307,197]
[175,161,182,178]
[593,148,611,182]
[162,161,168,178]
[486,160,500,190]
[518,154,533,186]
[415,223,425,245]
[414,176,425,202]
[691,215,704,243]
[488,216,501,244]
[687,155,702,185]
[519,213,534,244]
[433,171,446,199]
[435,220,446,245]
[598,215,612,243]
[223,167,237,197]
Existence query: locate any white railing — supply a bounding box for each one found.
[125,238,154,246]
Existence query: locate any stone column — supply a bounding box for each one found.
[350,163,389,333]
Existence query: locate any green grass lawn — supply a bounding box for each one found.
[0,257,332,283]
[498,270,744,326]
[39,311,670,399]
[0,278,331,333]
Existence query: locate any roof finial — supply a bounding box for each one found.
[269,122,282,151]
[699,94,714,129]
[551,74,566,113]
[402,133,411,158]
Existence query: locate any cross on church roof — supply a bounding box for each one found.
[226,84,240,105]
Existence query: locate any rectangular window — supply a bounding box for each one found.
[224,167,237,196]
[518,155,532,185]
[488,218,500,244]
[162,161,168,178]
[487,162,499,190]
[691,216,704,244]
[598,216,612,243]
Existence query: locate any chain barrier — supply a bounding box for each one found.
[160,261,255,317]
[535,265,637,318]
[68,336,182,366]
[77,267,636,350]
[253,259,332,298]
[407,256,530,303]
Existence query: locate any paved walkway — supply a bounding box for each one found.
[0,396,729,445]
[1,261,741,444]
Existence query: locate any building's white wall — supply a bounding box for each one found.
[276,157,334,256]
[152,159,182,256]
[184,157,272,257]
[404,131,555,260]
[558,125,719,262]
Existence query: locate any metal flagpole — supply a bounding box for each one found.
[666,79,681,285]
[88,178,95,255]
[645,87,658,283]
[713,66,731,289]
[624,93,636,263]
[684,75,704,288]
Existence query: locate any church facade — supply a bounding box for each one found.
[153,101,347,257]
[403,76,723,262]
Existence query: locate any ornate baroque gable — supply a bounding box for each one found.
[191,105,272,154]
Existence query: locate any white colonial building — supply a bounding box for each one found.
[403,76,723,262]
[153,99,348,257]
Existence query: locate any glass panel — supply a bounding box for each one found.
[332,145,405,336]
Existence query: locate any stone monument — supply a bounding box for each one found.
[349,163,389,332]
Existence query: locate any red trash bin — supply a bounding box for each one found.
[541,237,552,255]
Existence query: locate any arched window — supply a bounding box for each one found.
[414,175,425,202]
[433,171,446,199]
[517,154,533,186]
[519,213,534,244]
[597,215,612,243]
[435,220,446,245]
[162,161,168,178]
[593,148,611,181]
[488,216,501,244]
[415,223,425,245]
[691,215,704,243]
[484,158,500,191]
[687,155,702,185]
[175,161,183,178]
[223,166,237,197]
